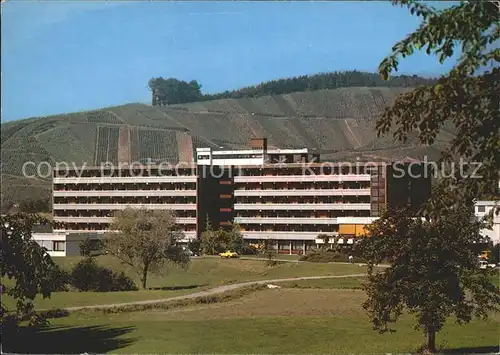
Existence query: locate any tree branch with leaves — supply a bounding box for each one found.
[377,0,499,215]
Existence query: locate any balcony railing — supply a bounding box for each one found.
[53,203,196,210]
[54,216,197,224]
[234,175,371,183]
[234,188,370,197]
[241,231,339,240]
[234,203,371,210]
[53,190,197,197]
[234,217,338,224]
[53,176,197,184]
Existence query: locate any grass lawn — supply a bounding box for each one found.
[4,288,499,354]
[2,256,368,310]
[242,254,301,261]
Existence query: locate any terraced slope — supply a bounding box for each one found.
[1,87,451,210]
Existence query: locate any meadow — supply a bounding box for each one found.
[4,286,498,354]
[3,256,499,354]
[2,256,369,310]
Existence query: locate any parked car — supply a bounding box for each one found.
[219,250,239,258]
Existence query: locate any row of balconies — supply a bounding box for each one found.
[53,176,198,184]
[233,189,370,196]
[234,217,337,225]
[233,175,371,183]
[234,203,371,210]
[52,203,197,210]
[53,190,197,197]
[52,174,371,185]
[53,217,197,224]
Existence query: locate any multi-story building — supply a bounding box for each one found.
[51,164,197,240]
[37,138,432,256]
[475,200,500,244]
[196,140,431,254]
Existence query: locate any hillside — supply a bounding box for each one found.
[1,86,452,211]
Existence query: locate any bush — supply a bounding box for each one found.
[79,238,105,257]
[70,258,137,292]
[240,244,258,255]
[187,238,201,256]
[299,251,365,263]
[48,265,72,292]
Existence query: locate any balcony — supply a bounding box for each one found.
[234,217,337,224]
[53,190,197,197]
[241,231,338,240]
[234,203,371,211]
[234,189,370,197]
[234,174,371,183]
[51,229,197,240]
[54,217,197,224]
[53,203,196,210]
[53,176,197,184]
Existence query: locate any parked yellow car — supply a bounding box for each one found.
[219,250,239,258]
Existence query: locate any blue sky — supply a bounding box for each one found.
[2,1,458,122]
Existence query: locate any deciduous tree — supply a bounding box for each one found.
[1,214,57,323]
[358,207,500,353]
[105,208,189,289]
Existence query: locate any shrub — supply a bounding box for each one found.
[48,265,72,292]
[240,244,258,255]
[70,258,137,292]
[111,272,138,292]
[79,238,105,257]
[187,238,201,256]
[299,251,365,263]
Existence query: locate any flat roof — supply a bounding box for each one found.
[475,200,500,206]
[53,161,390,171]
[196,148,309,155]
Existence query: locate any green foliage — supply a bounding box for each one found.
[377,0,500,212]
[187,238,201,255]
[48,265,72,292]
[259,239,278,267]
[18,198,51,213]
[105,208,189,289]
[79,238,104,257]
[240,244,259,256]
[489,243,500,264]
[200,222,245,255]
[148,77,202,105]
[1,214,57,322]
[70,257,138,292]
[358,207,500,352]
[151,71,434,104]
[299,251,364,263]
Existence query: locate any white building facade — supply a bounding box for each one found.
[475,200,500,244]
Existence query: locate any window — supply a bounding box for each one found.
[477,206,486,213]
[38,240,53,251]
[53,241,65,252]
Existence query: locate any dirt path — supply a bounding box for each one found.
[63,273,369,312]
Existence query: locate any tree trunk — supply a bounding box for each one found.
[141,264,149,289]
[427,328,436,353]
